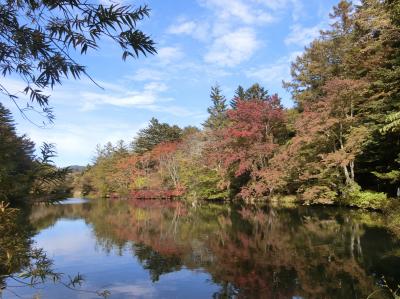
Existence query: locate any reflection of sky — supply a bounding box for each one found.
[58,198,90,205]
[6,217,220,299]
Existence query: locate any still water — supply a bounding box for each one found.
[2,198,400,298]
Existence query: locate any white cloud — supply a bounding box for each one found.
[167,20,210,41]
[144,105,195,117]
[144,82,168,93]
[285,24,322,47]
[80,92,157,110]
[168,21,197,35]
[204,28,259,67]
[200,0,275,25]
[79,81,171,111]
[99,0,124,5]
[246,63,288,85]
[108,282,156,297]
[76,80,199,118]
[254,0,303,20]
[128,69,164,81]
[253,0,289,11]
[245,51,302,85]
[157,46,184,64]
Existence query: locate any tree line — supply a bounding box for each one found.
[74,0,399,214]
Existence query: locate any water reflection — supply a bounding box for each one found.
[3,199,400,298]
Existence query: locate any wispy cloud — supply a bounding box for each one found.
[200,0,275,25]
[128,69,165,82]
[157,46,184,64]
[167,19,210,42]
[285,23,322,47]
[204,27,260,67]
[79,81,171,111]
[245,51,302,88]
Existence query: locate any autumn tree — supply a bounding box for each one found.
[210,95,285,199]
[111,155,142,195]
[178,132,228,200]
[151,142,181,188]
[278,0,399,203]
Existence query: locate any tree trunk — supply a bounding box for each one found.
[350,160,355,181]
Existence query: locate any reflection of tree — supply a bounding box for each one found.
[207,207,376,298]
[0,205,33,287]
[134,243,182,282]
[1,203,110,298]
[28,199,400,298]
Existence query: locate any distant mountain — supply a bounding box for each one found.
[68,165,86,172]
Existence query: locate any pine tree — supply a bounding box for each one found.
[0,103,35,201]
[203,85,228,130]
[231,85,245,109]
[132,118,182,154]
[244,83,269,101]
[231,84,269,109]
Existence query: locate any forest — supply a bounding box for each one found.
[67,0,400,222]
[1,0,398,225]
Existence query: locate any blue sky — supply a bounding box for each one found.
[3,0,341,166]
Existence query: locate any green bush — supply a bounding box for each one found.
[343,183,388,210]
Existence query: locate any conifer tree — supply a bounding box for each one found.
[231,85,245,109]
[204,85,228,130]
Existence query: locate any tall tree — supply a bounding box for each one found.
[203,84,228,130]
[279,0,400,201]
[0,103,35,201]
[0,103,69,202]
[230,83,269,109]
[230,85,245,109]
[209,95,285,199]
[244,83,269,101]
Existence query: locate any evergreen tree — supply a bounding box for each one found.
[244,83,269,101]
[203,85,228,130]
[132,118,182,154]
[0,103,35,202]
[231,84,269,109]
[231,85,245,109]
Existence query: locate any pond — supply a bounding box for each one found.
[2,198,400,298]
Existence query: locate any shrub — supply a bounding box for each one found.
[343,183,388,210]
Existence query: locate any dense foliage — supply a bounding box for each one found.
[75,0,400,212]
[0,103,70,203]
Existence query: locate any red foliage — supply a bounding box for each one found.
[151,141,179,159]
[116,155,141,176]
[210,96,284,178]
